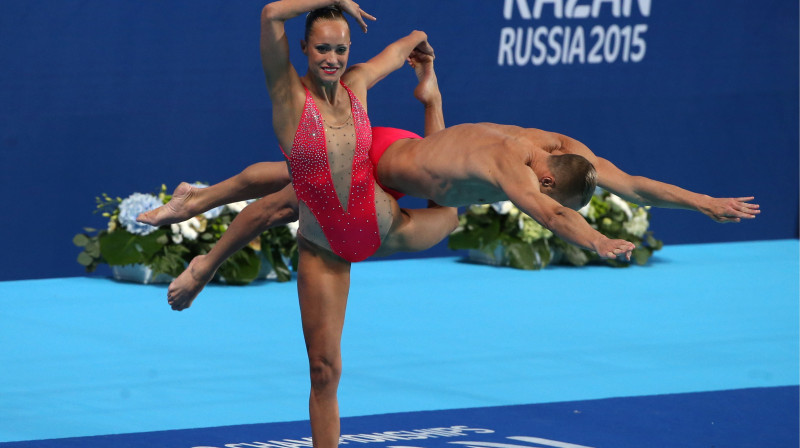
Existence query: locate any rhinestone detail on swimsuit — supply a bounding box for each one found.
[288,81,378,262]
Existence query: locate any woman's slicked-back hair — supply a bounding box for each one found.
[305,6,348,41]
[547,154,598,208]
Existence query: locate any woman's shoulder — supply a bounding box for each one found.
[342,65,372,87]
[339,71,369,105]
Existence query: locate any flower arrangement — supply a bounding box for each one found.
[448,189,663,269]
[73,184,298,284]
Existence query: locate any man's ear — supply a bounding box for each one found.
[540,176,555,188]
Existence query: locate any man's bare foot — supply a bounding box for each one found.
[137,182,199,227]
[167,255,217,311]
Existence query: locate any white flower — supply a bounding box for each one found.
[203,207,224,220]
[286,220,299,238]
[171,217,202,241]
[623,208,650,237]
[607,194,633,220]
[469,203,491,214]
[226,201,249,214]
[517,214,552,243]
[491,201,514,215]
[170,224,184,244]
[577,202,592,218]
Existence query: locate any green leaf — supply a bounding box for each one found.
[85,240,101,258]
[262,247,292,282]
[73,234,90,247]
[631,247,652,265]
[562,244,590,266]
[77,252,94,266]
[533,241,553,268]
[605,258,630,268]
[273,261,292,282]
[99,229,166,265]
[448,229,480,250]
[217,248,260,285]
[99,231,145,265]
[505,241,538,270]
[148,244,191,278]
[138,230,169,261]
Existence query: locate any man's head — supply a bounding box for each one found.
[541,154,597,210]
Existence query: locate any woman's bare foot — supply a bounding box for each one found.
[409,52,439,106]
[167,255,217,311]
[137,182,200,227]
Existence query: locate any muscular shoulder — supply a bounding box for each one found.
[540,131,597,162]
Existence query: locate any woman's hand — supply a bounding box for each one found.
[337,0,376,32]
[414,41,434,58]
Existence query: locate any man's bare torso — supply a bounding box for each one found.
[377,123,571,206]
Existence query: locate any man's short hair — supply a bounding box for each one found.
[547,154,597,208]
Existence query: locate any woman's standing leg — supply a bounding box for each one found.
[296,236,351,448]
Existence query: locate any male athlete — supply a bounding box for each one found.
[140,55,758,310]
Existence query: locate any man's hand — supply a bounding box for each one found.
[700,196,760,223]
[594,238,636,261]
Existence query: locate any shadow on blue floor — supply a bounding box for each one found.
[1,387,796,448]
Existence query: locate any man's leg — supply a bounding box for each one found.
[296,237,351,448]
[167,185,299,311]
[139,162,291,226]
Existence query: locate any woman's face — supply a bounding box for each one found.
[303,19,351,86]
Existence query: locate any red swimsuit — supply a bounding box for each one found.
[370,127,421,200]
[286,81,379,262]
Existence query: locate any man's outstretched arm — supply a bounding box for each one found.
[557,135,760,223]
[498,162,635,260]
[594,157,760,223]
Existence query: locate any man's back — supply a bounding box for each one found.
[377,123,562,206]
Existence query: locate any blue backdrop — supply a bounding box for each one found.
[1,0,797,281]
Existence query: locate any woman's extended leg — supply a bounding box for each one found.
[296,237,351,448]
[138,161,291,226]
[167,185,299,311]
[374,202,459,256]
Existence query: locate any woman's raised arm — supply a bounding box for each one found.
[345,30,433,91]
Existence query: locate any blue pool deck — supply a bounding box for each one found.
[0,240,797,444]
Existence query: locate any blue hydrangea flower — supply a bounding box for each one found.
[190,183,225,219]
[118,193,162,235]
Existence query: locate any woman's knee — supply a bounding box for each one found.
[307,354,342,393]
